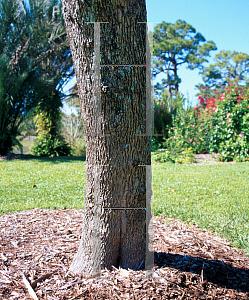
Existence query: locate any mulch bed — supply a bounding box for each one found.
[0,208,249,299]
[193,154,235,165]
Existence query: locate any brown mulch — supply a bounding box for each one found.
[0,209,249,299]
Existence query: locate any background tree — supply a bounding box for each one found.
[0,0,36,155]
[196,50,249,98]
[62,0,151,275]
[0,0,74,156]
[153,20,217,95]
[25,0,74,157]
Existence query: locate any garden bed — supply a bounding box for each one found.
[194,154,220,165]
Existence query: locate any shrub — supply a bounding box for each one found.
[159,83,249,163]
[208,85,249,161]
[31,99,72,157]
[152,147,195,164]
[162,104,211,156]
[31,133,71,157]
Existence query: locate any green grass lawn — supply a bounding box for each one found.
[0,157,248,255]
[153,161,249,255]
[0,156,86,212]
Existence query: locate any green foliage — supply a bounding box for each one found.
[0,128,22,156]
[12,135,37,154]
[31,108,72,157]
[151,137,162,152]
[196,50,249,96]
[160,103,211,159]
[152,147,195,164]
[165,83,249,162]
[31,90,72,157]
[0,0,73,155]
[152,90,215,162]
[71,139,86,156]
[153,20,216,95]
[31,133,71,157]
[153,91,186,145]
[209,85,249,162]
[0,0,34,155]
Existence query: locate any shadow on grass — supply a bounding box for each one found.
[154,252,249,293]
[34,155,86,163]
[5,154,86,163]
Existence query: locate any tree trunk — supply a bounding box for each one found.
[62,0,152,276]
[172,54,179,93]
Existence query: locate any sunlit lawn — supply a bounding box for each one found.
[0,156,248,255]
[152,160,249,255]
[0,157,86,213]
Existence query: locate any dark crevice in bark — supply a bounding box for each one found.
[117,241,122,268]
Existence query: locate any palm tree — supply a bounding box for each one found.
[0,0,74,156]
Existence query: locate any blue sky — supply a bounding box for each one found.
[146,0,249,106]
[63,0,249,109]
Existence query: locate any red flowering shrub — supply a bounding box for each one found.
[197,84,249,161]
[159,83,249,163]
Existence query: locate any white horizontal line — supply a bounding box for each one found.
[102,207,146,210]
[86,22,109,24]
[100,65,146,67]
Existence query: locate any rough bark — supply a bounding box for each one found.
[61,0,151,276]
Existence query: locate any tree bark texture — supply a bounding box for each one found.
[61,0,151,276]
